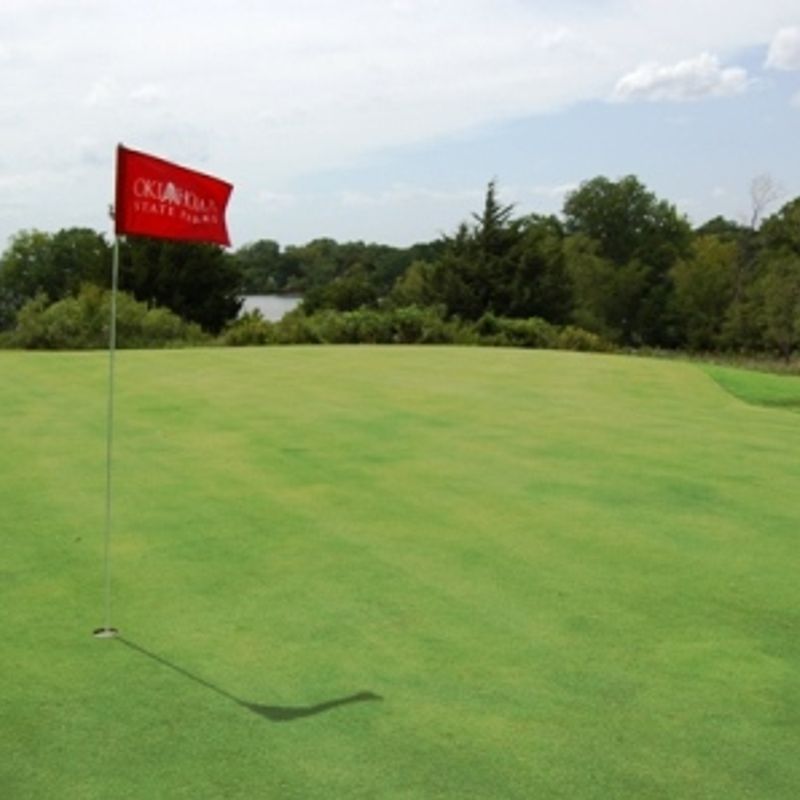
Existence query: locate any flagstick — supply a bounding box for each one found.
[94,235,120,639]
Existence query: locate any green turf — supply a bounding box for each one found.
[705,363,800,412]
[1,347,798,799]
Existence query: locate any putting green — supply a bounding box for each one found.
[1,347,798,799]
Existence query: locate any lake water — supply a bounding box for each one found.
[240,294,302,321]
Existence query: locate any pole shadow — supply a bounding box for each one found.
[117,637,383,722]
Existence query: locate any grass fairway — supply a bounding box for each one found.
[1,347,799,799]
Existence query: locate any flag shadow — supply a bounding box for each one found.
[117,637,383,722]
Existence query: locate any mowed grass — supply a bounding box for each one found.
[1,347,798,799]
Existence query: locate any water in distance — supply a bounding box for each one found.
[239,294,302,322]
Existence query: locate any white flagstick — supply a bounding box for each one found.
[94,233,120,639]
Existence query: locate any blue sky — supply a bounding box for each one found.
[1,1,799,249]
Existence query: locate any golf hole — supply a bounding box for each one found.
[92,627,119,639]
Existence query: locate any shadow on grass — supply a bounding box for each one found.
[117,637,383,722]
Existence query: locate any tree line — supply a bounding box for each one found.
[1,174,799,357]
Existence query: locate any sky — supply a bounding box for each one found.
[1,0,799,250]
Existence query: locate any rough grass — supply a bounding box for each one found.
[1,347,798,799]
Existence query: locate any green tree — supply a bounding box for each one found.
[427,223,487,320]
[0,228,111,329]
[0,231,56,320]
[506,215,571,323]
[389,260,438,308]
[671,235,738,350]
[8,284,205,349]
[736,197,800,356]
[564,175,690,270]
[425,182,525,320]
[373,241,445,296]
[695,216,748,240]
[119,238,242,334]
[302,262,378,313]
[759,197,800,255]
[472,179,516,257]
[564,234,650,342]
[753,254,800,359]
[563,176,691,345]
[284,238,345,292]
[233,239,285,293]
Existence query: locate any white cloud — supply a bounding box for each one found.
[612,53,749,102]
[2,0,800,245]
[527,183,579,200]
[82,77,116,107]
[257,191,298,211]
[339,185,484,208]
[75,136,106,167]
[765,26,800,70]
[129,83,168,104]
[0,171,49,190]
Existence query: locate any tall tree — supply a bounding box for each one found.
[426,182,526,320]
[759,197,800,254]
[234,239,286,293]
[0,228,110,329]
[753,254,800,359]
[506,215,571,323]
[671,235,738,350]
[119,238,242,333]
[563,175,691,344]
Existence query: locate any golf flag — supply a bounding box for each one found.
[114,145,233,246]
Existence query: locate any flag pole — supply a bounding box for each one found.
[94,231,120,639]
[92,144,232,638]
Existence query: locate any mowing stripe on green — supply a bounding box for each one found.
[1,347,798,799]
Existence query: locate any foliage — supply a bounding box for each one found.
[388,259,438,308]
[0,228,109,329]
[235,239,287,293]
[563,234,624,341]
[555,325,613,352]
[220,310,277,346]
[752,253,800,359]
[276,306,470,346]
[0,228,242,335]
[6,285,206,349]
[506,215,572,322]
[119,237,242,333]
[564,175,691,271]
[474,312,557,348]
[3,175,800,359]
[302,263,379,313]
[418,186,572,326]
[230,236,447,302]
[563,175,692,345]
[671,235,738,351]
[220,303,608,352]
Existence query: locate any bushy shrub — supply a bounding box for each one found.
[213,303,612,355]
[390,305,460,344]
[220,311,276,346]
[474,312,502,338]
[273,309,324,344]
[237,305,467,347]
[7,285,206,349]
[556,325,612,352]
[308,309,393,344]
[474,314,558,348]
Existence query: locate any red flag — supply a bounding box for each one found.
[115,145,233,246]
